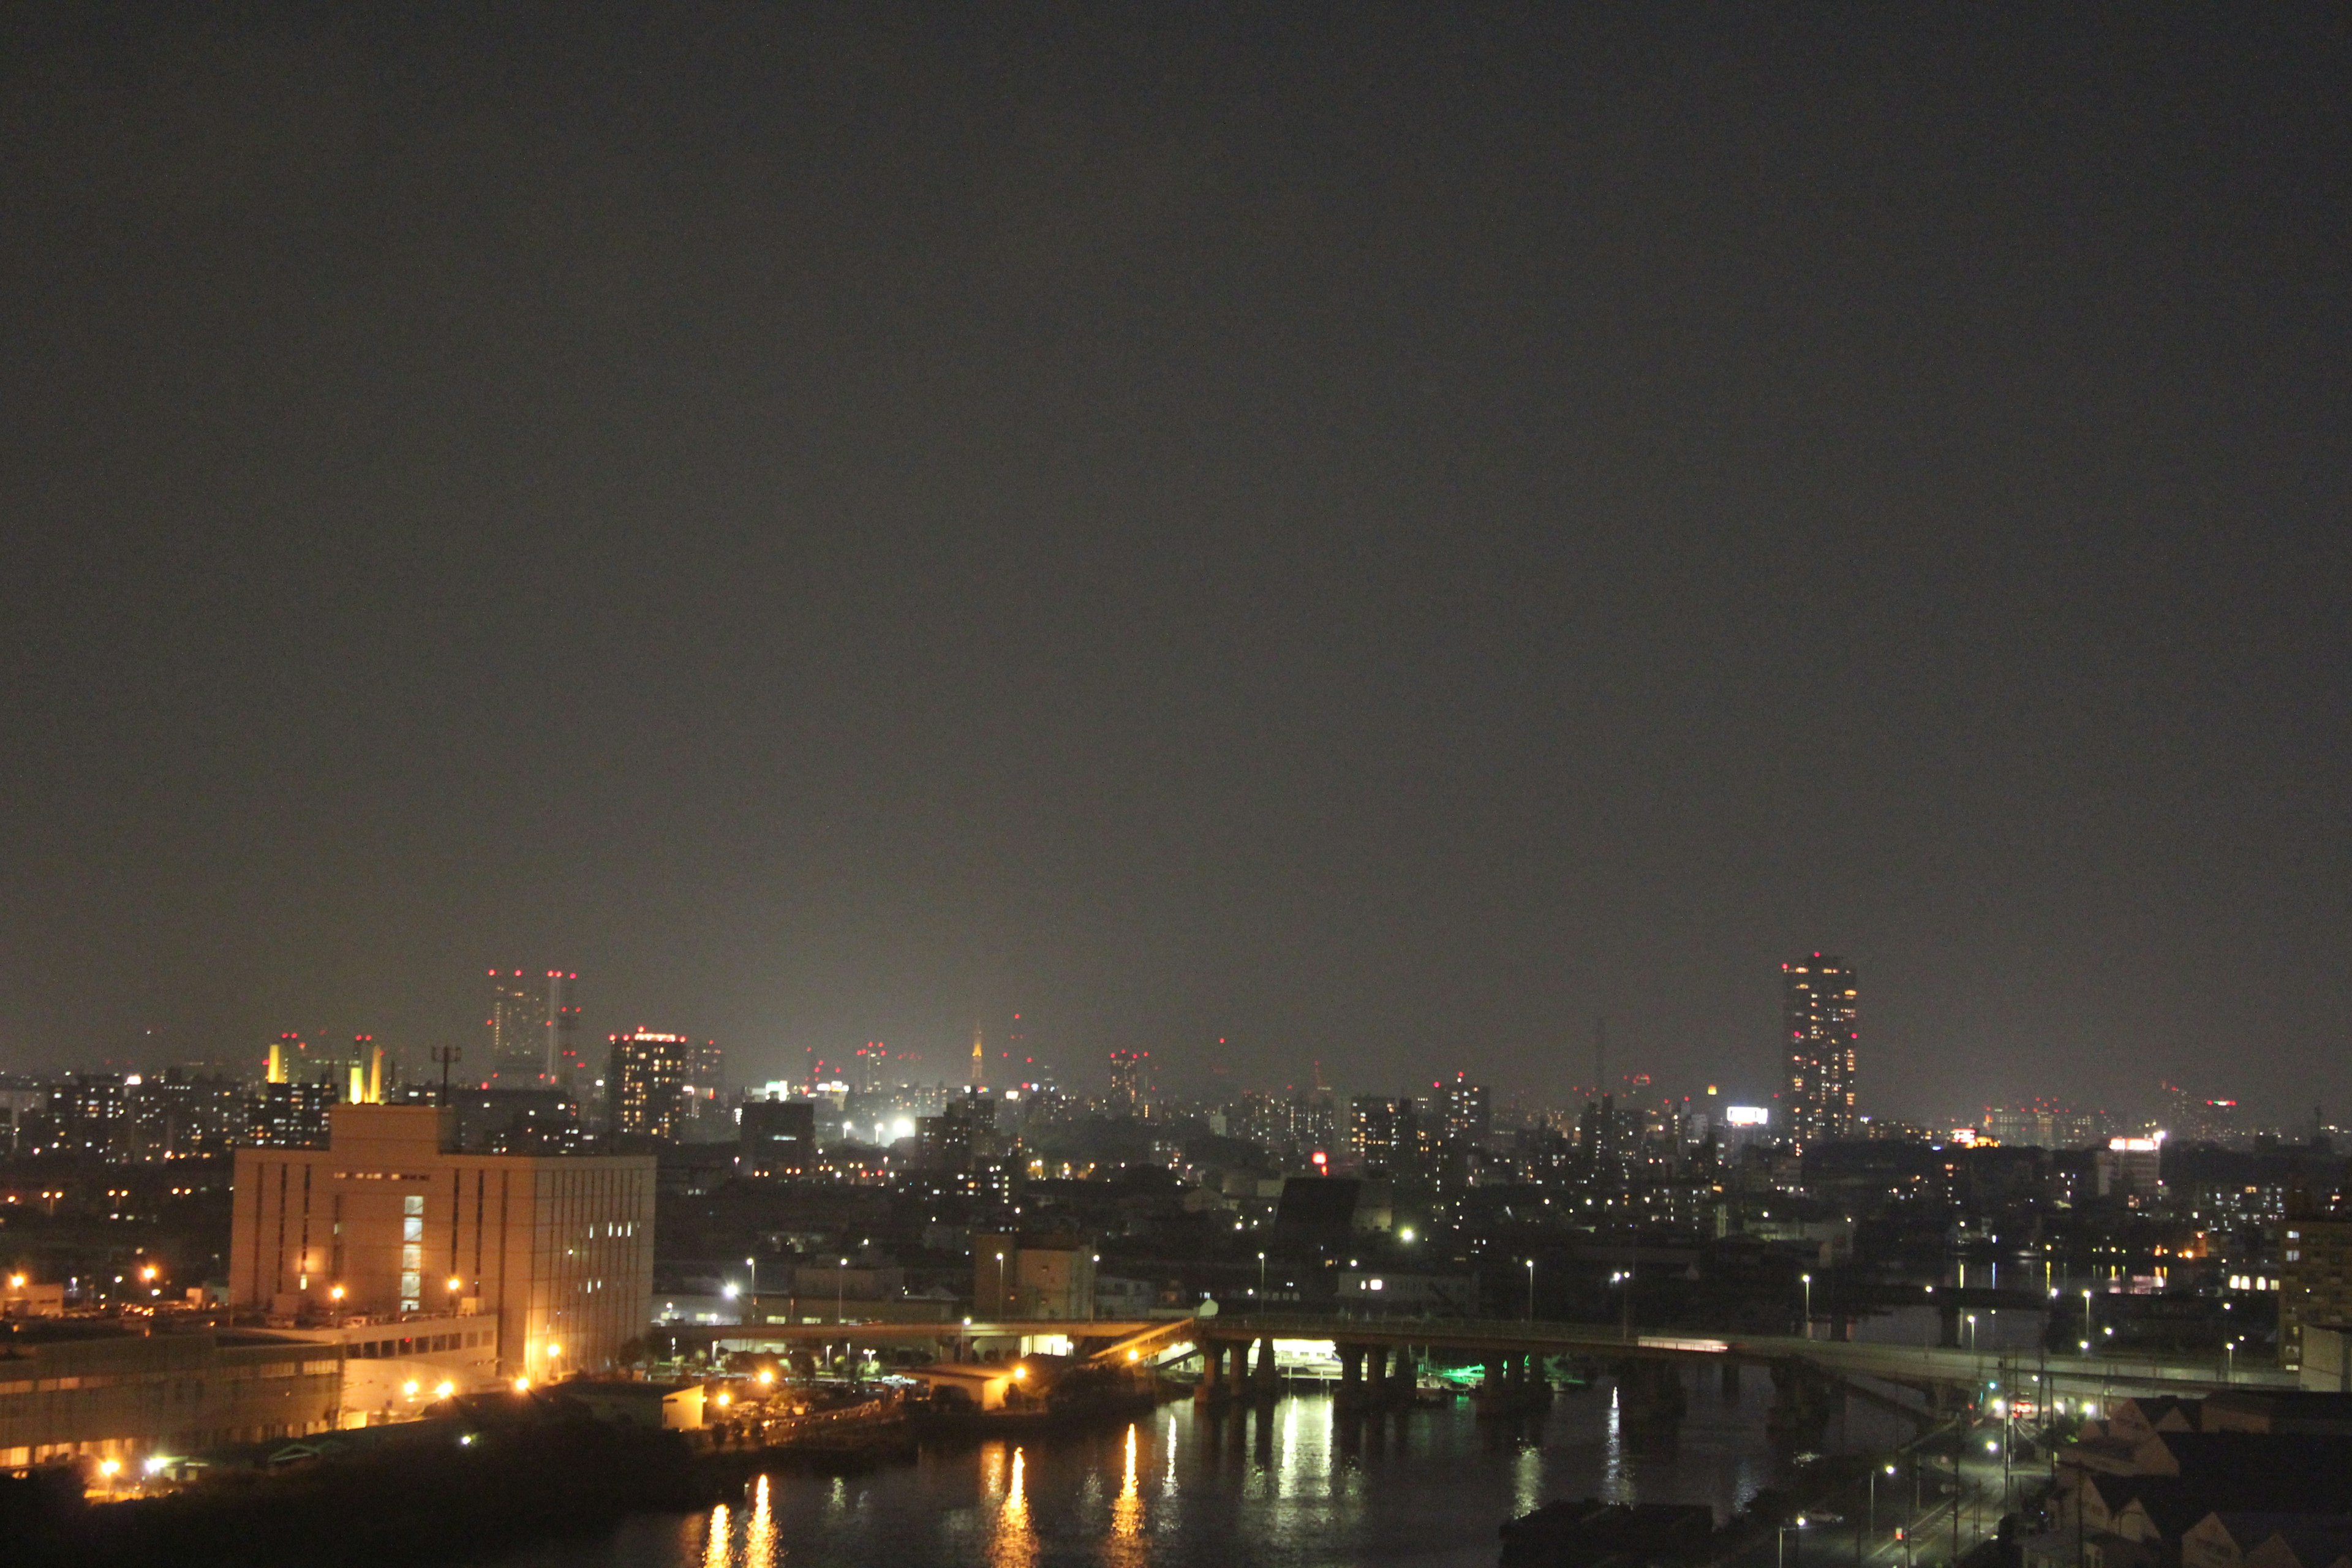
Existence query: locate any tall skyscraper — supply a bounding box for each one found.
[1782,954,1858,1149]
[488,970,545,1082]
[485,968,584,1087]
[545,971,583,1085]
[1107,1049,1147,1114]
[1440,1072,1491,1145]
[608,1030,692,1140]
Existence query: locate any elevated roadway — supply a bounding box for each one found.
[652,1312,2288,1395]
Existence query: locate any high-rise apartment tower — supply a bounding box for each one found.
[608,1030,692,1140]
[1782,954,1858,1148]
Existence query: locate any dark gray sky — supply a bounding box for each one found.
[2,4,2347,1124]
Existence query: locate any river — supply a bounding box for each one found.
[475,1372,1913,1568]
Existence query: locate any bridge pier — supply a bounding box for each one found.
[1615,1359,1686,1446]
[1766,1358,1838,1449]
[1195,1338,1224,1403]
[1390,1345,1418,1404]
[1366,1344,1390,1403]
[1338,1343,1363,1401]
[1253,1336,1279,1398]
[1477,1351,1548,1417]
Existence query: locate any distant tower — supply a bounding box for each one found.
[544,971,582,1084]
[488,970,545,1082]
[1783,954,1858,1149]
[970,1027,987,1091]
[1441,1072,1491,1145]
[608,1030,692,1140]
[1107,1050,1145,1114]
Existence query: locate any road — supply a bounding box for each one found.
[658,1311,2290,1397]
[1726,1421,2024,1568]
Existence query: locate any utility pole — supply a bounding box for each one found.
[430,1045,461,1107]
[1951,1428,1962,1564]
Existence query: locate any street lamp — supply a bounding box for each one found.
[1801,1273,1812,1338]
[2082,1289,2094,1356]
[1258,1252,1267,1299]
[1966,1313,1978,1354]
[1526,1258,1536,1322]
[1779,1515,1812,1568]
[1859,1462,1896,1568]
[2225,1339,2237,1382]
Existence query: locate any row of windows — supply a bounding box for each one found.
[352,1330,487,1359]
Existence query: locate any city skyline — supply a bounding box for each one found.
[4,8,2347,1128]
[0,954,2290,1136]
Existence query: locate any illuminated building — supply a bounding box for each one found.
[683,1038,725,1130]
[739,1099,816,1177]
[230,1103,653,1379]
[1107,1050,1147,1115]
[608,1029,692,1140]
[487,970,545,1082]
[45,1073,130,1158]
[1349,1096,1420,1175]
[546,971,584,1087]
[1440,1073,1491,1145]
[1783,954,1858,1148]
[0,1325,340,1469]
[2097,1134,2165,1202]
[1982,1104,2105,1150]
[253,1077,338,1148]
[127,1069,249,1159]
[973,1231,1097,1319]
[2282,1219,2352,1371]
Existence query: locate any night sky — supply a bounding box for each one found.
[3,6,2347,1124]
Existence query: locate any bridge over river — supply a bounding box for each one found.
[652,1308,2288,1414]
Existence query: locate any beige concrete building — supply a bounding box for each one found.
[973,1231,1097,1320]
[271,1312,501,1423]
[230,1104,654,1383]
[0,1325,340,1469]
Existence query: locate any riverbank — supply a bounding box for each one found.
[12,1383,1177,1568]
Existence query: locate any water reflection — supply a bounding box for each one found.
[496,1384,1887,1568]
[1103,1422,1148,1567]
[991,1447,1036,1568]
[1515,1441,1543,1518]
[744,1476,774,1568]
[1602,1382,1629,1502]
[701,1502,730,1568]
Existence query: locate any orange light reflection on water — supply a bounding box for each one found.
[702,1502,731,1568]
[745,1474,775,1568]
[990,1446,1036,1568]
